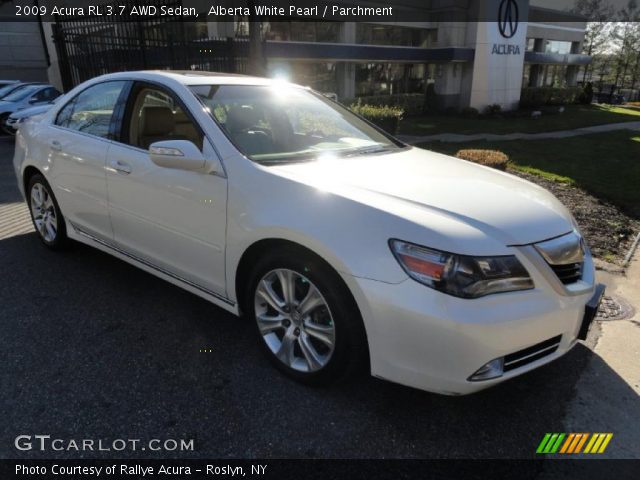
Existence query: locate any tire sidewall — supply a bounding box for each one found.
[245,250,366,385]
[27,174,67,248]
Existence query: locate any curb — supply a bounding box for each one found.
[623,231,640,267]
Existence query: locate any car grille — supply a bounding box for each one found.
[503,335,562,372]
[534,231,585,285]
[550,262,583,285]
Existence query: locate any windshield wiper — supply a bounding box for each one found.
[343,146,391,157]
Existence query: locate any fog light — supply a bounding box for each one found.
[469,358,504,381]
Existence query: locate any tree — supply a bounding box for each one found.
[572,0,616,83]
[609,2,640,95]
[246,1,265,76]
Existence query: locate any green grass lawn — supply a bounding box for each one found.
[416,130,640,216]
[400,104,640,136]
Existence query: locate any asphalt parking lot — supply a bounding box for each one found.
[0,135,625,463]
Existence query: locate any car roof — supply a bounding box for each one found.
[97,70,303,88]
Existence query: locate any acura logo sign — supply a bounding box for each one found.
[498,0,519,39]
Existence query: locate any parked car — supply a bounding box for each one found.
[0,84,60,133]
[0,82,46,100]
[0,80,19,88]
[593,92,625,105]
[13,71,604,395]
[3,100,58,135]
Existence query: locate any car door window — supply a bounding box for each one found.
[55,81,127,139]
[125,86,203,150]
[41,88,60,102]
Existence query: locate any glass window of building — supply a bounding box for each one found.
[355,63,433,96]
[268,61,338,93]
[264,22,340,43]
[526,38,536,51]
[522,64,531,87]
[356,24,437,48]
[542,65,568,87]
[544,40,572,55]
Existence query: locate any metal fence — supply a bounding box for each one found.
[52,0,252,91]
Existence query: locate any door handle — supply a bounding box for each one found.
[50,140,62,151]
[110,159,132,175]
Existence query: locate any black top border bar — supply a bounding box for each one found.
[0,0,604,23]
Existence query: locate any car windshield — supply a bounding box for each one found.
[189,84,401,163]
[0,83,24,99]
[2,85,41,102]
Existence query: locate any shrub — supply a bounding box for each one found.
[455,149,509,171]
[461,107,479,118]
[349,102,404,135]
[483,104,502,116]
[579,82,594,105]
[341,93,424,116]
[425,83,438,112]
[520,87,583,108]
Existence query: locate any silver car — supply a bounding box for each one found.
[0,84,60,134]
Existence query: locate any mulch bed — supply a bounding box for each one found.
[510,170,639,265]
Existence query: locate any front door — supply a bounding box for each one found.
[105,82,228,296]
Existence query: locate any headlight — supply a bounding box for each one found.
[389,239,534,298]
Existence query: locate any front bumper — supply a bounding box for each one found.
[349,249,598,395]
[5,116,18,132]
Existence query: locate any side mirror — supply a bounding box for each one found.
[149,140,206,171]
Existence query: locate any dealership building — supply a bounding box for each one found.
[1,0,590,111]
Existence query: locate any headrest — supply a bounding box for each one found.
[225,105,259,133]
[141,106,174,136]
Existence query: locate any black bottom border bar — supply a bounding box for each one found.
[2,459,639,480]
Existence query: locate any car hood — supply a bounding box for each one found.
[0,100,17,114]
[269,147,574,247]
[9,104,50,119]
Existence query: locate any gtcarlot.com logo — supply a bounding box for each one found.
[536,433,613,455]
[15,435,194,452]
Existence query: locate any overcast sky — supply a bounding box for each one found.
[531,0,633,13]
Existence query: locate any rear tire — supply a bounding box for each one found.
[245,248,368,386]
[26,173,69,250]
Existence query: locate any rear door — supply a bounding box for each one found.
[105,81,228,297]
[46,80,130,241]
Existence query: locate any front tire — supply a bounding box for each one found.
[27,174,68,249]
[245,249,368,385]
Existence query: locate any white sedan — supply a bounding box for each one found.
[13,71,603,395]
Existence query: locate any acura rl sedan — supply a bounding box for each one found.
[13,71,604,395]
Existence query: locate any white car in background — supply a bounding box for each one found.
[13,71,604,395]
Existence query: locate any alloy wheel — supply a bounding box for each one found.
[254,268,336,372]
[30,182,58,242]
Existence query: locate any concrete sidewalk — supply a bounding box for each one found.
[399,121,640,144]
[561,255,640,459]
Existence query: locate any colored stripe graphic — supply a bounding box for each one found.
[584,434,599,453]
[559,433,575,453]
[538,433,613,454]
[550,433,565,453]
[536,433,552,454]
[598,433,613,453]
[574,433,589,453]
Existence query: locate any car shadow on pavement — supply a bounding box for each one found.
[1,232,638,461]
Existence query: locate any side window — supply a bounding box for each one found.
[54,81,127,139]
[31,89,48,103]
[126,86,204,150]
[43,88,60,101]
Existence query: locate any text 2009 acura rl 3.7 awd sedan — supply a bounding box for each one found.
[13,71,604,395]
